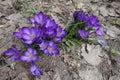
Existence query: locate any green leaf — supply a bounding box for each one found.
[72,54,79,60]
[109,18,120,26]
[37,49,44,56]
[111,49,118,55]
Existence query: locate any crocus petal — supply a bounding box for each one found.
[22,33,31,40]
[73,11,79,18]
[95,27,104,36]
[45,18,51,28]
[27,47,33,53]
[39,41,48,50]
[49,41,54,46]
[85,30,90,36]
[34,70,41,75]
[33,50,37,55]
[30,65,43,76]
[38,12,43,21]
[44,49,49,55]
[13,32,22,38]
[29,17,35,23]
[54,37,62,42]
[53,49,59,55]
[34,14,39,23]
[26,58,32,62]
[20,56,29,61]
[8,56,16,62]
[22,27,30,34]
[37,28,42,37]
[30,27,36,37]
[32,56,38,62]
[78,30,89,40]
[57,30,66,37]
[24,51,30,56]
[24,40,33,44]
[61,31,66,36]
[30,65,36,72]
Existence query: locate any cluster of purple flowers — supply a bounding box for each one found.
[3,11,104,76]
[3,12,66,76]
[73,11,104,40]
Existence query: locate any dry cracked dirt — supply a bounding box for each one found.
[0,0,120,80]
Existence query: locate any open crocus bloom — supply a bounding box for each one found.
[30,65,43,76]
[4,45,19,62]
[44,41,59,55]
[14,27,41,44]
[29,12,47,27]
[20,47,38,62]
[78,29,90,40]
[94,27,104,36]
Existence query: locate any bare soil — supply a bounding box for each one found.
[0,0,120,80]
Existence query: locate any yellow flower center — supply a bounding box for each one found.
[30,34,34,39]
[57,32,61,36]
[43,44,46,48]
[40,20,42,24]
[48,47,53,52]
[28,53,33,58]
[82,33,85,37]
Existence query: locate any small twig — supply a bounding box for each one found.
[0,62,12,70]
[85,43,89,53]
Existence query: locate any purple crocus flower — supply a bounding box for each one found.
[29,12,46,27]
[94,27,104,36]
[44,41,59,55]
[4,45,19,62]
[54,37,62,42]
[86,15,100,27]
[14,27,40,44]
[45,27,56,38]
[45,18,57,29]
[56,26,66,38]
[20,47,38,62]
[54,26,66,42]
[30,65,43,76]
[73,11,89,21]
[73,11,80,19]
[13,28,23,39]
[78,12,88,21]
[39,41,48,50]
[78,29,90,40]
